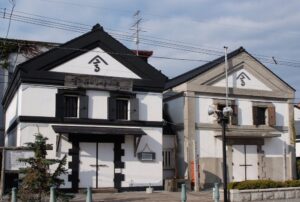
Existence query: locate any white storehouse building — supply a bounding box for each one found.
[164,47,296,188]
[2,24,167,192]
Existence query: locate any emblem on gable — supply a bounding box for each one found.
[236,72,251,86]
[88,55,108,72]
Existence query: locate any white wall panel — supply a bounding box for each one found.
[21,85,57,117]
[195,97,214,124]
[137,93,162,121]
[121,127,162,187]
[50,47,141,79]
[86,90,109,119]
[197,129,222,158]
[165,97,184,124]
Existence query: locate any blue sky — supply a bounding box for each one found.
[1,0,300,100]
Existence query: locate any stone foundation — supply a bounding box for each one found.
[228,187,300,202]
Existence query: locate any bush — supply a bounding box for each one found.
[228,179,300,190]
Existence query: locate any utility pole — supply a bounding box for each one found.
[222,46,229,202]
[131,10,142,56]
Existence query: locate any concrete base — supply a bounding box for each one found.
[228,187,300,202]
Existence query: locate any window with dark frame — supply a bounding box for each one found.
[217,104,230,124]
[64,96,78,118]
[256,107,267,125]
[116,99,128,120]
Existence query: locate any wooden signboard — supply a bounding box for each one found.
[65,75,133,91]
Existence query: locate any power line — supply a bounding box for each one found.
[2,8,300,69]
[2,7,300,68]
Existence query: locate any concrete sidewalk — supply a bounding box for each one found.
[70,190,214,202]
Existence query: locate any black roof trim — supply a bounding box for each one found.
[52,125,146,136]
[165,47,295,91]
[17,24,167,82]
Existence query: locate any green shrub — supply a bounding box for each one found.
[228,179,300,190]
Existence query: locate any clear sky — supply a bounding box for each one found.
[1,0,300,100]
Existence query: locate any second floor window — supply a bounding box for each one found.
[116,99,128,120]
[256,107,267,125]
[64,96,79,118]
[108,94,139,121]
[253,105,276,126]
[56,90,88,119]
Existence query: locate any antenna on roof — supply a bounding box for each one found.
[272,56,278,64]
[131,10,145,56]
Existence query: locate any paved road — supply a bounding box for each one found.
[70,190,215,202]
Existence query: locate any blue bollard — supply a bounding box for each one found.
[181,184,187,202]
[11,187,17,202]
[213,183,220,202]
[50,186,56,202]
[86,187,92,202]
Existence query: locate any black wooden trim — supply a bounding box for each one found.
[119,186,163,192]
[68,139,80,192]
[114,161,125,169]
[6,118,19,134]
[67,134,125,192]
[17,116,164,127]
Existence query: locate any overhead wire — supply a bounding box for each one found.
[2,7,300,68]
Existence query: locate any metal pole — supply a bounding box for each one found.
[181,184,186,202]
[213,182,220,202]
[193,140,199,192]
[50,186,56,202]
[222,116,228,202]
[86,187,92,202]
[224,46,229,107]
[11,187,16,202]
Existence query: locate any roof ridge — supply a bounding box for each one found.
[165,47,244,89]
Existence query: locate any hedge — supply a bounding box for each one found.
[228,180,300,190]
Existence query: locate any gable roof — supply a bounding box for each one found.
[17,24,167,82]
[165,47,295,91]
[2,24,168,109]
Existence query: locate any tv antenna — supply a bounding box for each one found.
[131,10,145,56]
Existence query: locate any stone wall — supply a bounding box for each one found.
[229,187,300,202]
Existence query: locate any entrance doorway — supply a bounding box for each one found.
[79,142,114,188]
[232,145,258,181]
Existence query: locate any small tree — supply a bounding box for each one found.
[18,133,68,201]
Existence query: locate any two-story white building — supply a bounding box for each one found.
[164,47,296,188]
[2,24,167,192]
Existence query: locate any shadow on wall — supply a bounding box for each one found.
[203,170,222,189]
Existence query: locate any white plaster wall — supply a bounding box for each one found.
[165,97,184,124]
[274,102,289,126]
[237,100,253,125]
[263,133,289,157]
[213,69,271,91]
[137,93,162,121]
[86,90,109,119]
[21,85,57,117]
[295,107,300,157]
[19,123,72,188]
[5,87,22,131]
[196,129,223,158]
[195,97,214,124]
[296,142,300,157]
[50,47,141,79]
[17,123,163,188]
[121,127,163,187]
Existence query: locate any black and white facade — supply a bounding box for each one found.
[3,24,167,192]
